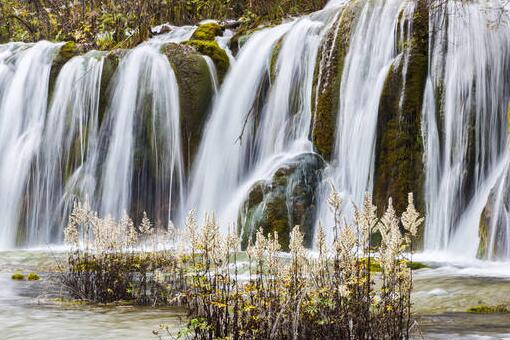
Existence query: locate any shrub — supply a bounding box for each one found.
[62,189,424,339]
[155,190,424,340]
[60,203,185,305]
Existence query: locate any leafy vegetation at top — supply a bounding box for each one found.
[0,0,327,49]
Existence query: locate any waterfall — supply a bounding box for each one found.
[185,4,342,229]
[96,45,183,223]
[29,53,105,245]
[1,0,510,261]
[96,28,193,225]
[423,1,510,258]
[185,23,293,225]
[203,55,219,93]
[316,0,414,240]
[0,41,61,248]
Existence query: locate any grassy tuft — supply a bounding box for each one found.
[11,272,25,280]
[27,272,40,281]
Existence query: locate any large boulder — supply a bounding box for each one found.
[238,153,325,250]
[163,43,215,171]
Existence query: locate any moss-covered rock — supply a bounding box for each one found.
[185,40,229,83]
[163,43,214,171]
[191,22,224,41]
[27,272,40,281]
[270,38,283,82]
[11,272,25,280]
[373,0,429,232]
[98,49,123,126]
[311,2,361,161]
[238,153,325,250]
[477,169,510,259]
[48,41,78,103]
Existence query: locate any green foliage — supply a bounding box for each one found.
[0,0,327,48]
[11,272,25,280]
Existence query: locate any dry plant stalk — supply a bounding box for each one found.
[62,188,423,339]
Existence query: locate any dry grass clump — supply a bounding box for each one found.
[155,190,423,340]
[60,203,185,305]
[61,189,423,338]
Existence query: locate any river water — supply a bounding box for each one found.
[1,250,509,339]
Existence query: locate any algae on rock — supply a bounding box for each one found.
[238,153,325,250]
[311,1,361,161]
[186,22,230,83]
[163,43,215,171]
[373,0,429,224]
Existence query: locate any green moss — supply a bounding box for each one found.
[48,41,78,104]
[373,0,428,235]
[270,39,283,82]
[477,207,490,259]
[185,40,230,84]
[27,272,40,281]
[311,2,361,161]
[11,272,25,280]
[164,43,214,171]
[191,22,223,41]
[406,261,429,270]
[360,259,429,272]
[467,304,510,314]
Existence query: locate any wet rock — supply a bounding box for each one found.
[185,40,229,83]
[48,41,78,102]
[373,0,428,228]
[238,153,325,250]
[311,1,362,161]
[98,49,124,126]
[478,168,510,260]
[191,22,224,41]
[163,43,214,171]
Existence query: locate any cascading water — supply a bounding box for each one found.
[316,0,415,240]
[423,1,510,258]
[0,41,61,248]
[185,23,293,224]
[185,4,343,230]
[203,55,219,93]
[94,28,193,225]
[0,26,194,248]
[1,0,510,262]
[97,46,184,223]
[28,54,105,245]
